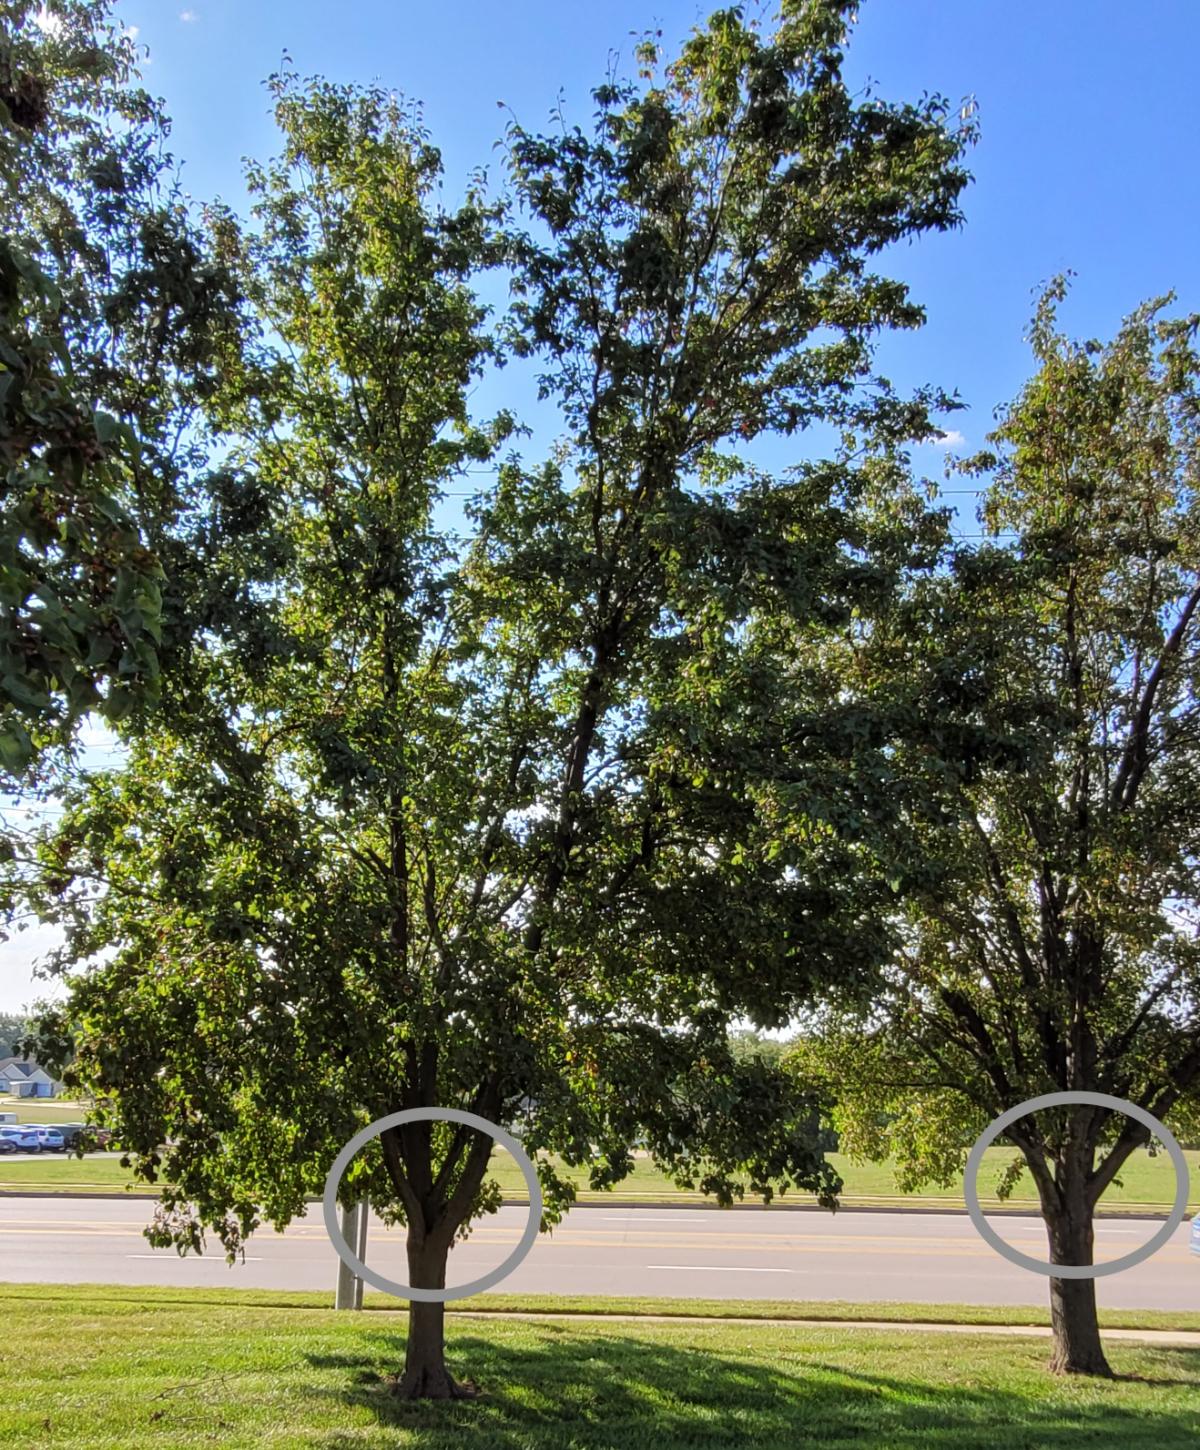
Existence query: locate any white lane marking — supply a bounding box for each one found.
[645,1264,799,1274]
[125,1254,264,1262]
[596,1215,737,1224]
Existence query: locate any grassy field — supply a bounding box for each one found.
[0,1098,92,1124]
[0,1155,129,1188]
[8,1285,1194,1332]
[1,1285,1196,1449]
[3,1144,1196,1215]
[480,1146,1200,1214]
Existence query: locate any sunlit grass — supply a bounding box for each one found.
[4,1145,1194,1215]
[1,1285,1197,1448]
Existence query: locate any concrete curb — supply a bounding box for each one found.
[0,1188,1188,1221]
[449,1308,1200,1347]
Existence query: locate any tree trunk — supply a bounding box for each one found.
[1046,1205,1112,1377]
[395,1233,473,1399]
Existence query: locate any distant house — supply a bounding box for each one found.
[0,1056,56,1098]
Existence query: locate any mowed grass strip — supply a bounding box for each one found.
[481,1147,1200,1214]
[3,1145,1197,1213]
[3,1284,1200,1333]
[1,1286,1197,1449]
[0,1155,130,1188]
[0,1099,95,1124]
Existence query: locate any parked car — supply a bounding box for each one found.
[55,1122,112,1151]
[31,1126,65,1152]
[1191,1214,1199,1258]
[0,1135,16,1154]
[0,1125,41,1152]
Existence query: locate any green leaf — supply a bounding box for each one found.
[0,722,34,775]
[93,411,121,444]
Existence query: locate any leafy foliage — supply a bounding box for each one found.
[12,5,975,1392]
[793,282,1200,1371]
[0,0,239,774]
[0,1009,30,1055]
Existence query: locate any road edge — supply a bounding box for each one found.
[0,1187,1190,1220]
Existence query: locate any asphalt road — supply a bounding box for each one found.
[1,1152,89,1161]
[2,1197,1196,1311]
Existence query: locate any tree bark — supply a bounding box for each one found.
[395,1233,473,1399]
[1046,1203,1112,1377]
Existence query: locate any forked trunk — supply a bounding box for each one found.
[395,1234,474,1399]
[1046,1206,1112,1377]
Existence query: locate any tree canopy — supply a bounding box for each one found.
[794,281,1200,1375]
[0,0,238,776]
[16,1,977,1399]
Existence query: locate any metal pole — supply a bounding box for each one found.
[353,1199,368,1309]
[334,1200,364,1310]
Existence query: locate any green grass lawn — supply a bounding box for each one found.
[1,1285,1196,1449]
[5,1145,1194,1215]
[0,1098,92,1124]
[0,1154,130,1188]
[480,1146,1200,1214]
[4,1285,1196,1332]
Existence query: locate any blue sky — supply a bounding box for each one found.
[120,0,1200,474]
[2,0,1199,1009]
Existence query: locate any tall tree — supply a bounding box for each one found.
[21,2,974,1400]
[0,1009,30,1054]
[0,0,238,777]
[795,282,1200,1376]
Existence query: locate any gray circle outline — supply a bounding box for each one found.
[964,1090,1190,1279]
[322,1108,543,1303]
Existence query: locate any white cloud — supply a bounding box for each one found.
[122,23,139,40]
[935,428,965,447]
[33,6,64,37]
[179,8,197,20]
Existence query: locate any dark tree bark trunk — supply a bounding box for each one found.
[395,1235,474,1400]
[1046,1201,1112,1377]
[394,1234,474,1400]
[380,1086,498,1400]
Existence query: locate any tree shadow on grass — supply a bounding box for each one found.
[304,1325,1200,1449]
